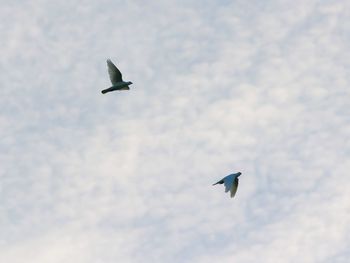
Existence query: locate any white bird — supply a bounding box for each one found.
[213,172,242,198]
[101,59,133,94]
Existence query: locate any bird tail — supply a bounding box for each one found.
[213,180,224,186]
[101,87,114,94]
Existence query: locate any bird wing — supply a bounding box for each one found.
[107,59,123,85]
[224,175,234,193]
[230,177,239,198]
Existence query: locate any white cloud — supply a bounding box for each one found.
[0,0,349,262]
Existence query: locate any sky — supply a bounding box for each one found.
[1,0,350,262]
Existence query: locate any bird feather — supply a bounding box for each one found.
[107,59,123,85]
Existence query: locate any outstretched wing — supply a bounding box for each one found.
[224,175,234,193]
[107,59,123,85]
[230,177,239,198]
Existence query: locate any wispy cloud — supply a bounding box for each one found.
[0,0,349,262]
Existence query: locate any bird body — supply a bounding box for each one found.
[213,172,242,198]
[101,59,132,94]
[101,82,132,94]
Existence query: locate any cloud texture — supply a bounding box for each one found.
[1,0,349,262]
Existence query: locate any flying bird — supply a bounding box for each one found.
[101,59,133,94]
[213,172,242,198]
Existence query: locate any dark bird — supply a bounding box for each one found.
[101,59,132,94]
[213,172,242,198]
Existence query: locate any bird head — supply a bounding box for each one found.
[236,172,242,177]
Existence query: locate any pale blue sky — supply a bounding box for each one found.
[1,0,349,262]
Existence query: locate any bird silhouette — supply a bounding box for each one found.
[101,59,132,94]
[213,172,242,198]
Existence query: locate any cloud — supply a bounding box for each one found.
[0,0,349,262]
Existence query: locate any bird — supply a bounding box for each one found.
[213,172,242,198]
[101,59,133,94]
